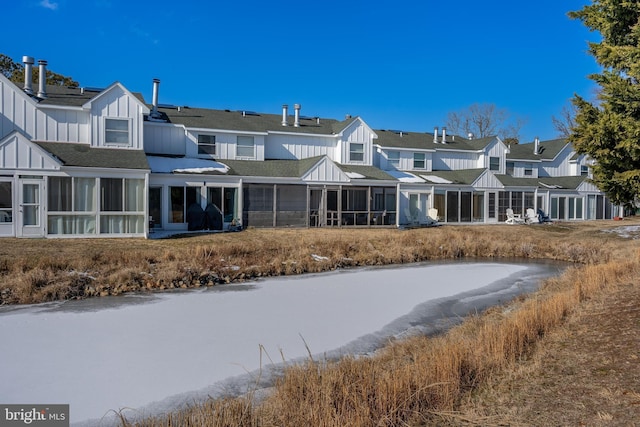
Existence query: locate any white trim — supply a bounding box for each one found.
[82,82,150,114]
[36,104,85,111]
[104,117,132,147]
[190,127,267,136]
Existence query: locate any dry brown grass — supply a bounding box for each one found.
[4,220,639,426]
[0,222,621,305]
[50,219,640,426]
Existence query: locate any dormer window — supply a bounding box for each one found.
[350,143,364,162]
[198,134,216,156]
[489,156,500,171]
[105,118,130,145]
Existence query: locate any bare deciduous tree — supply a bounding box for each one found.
[446,103,526,143]
[551,103,576,138]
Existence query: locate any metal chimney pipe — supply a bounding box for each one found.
[151,78,160,115]
[442,127,447,144]
[22,56,34,95]
[37,60,47,99]
[434,127,439,143]
[534,136,540,155]
[281,104,289,126]
[294,103,301,127]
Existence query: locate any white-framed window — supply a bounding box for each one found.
[236,136,255,158]
[387,151,400,168]
[198,134,216,156]
[413,152,426,169]
[349,143,364,162]
[105,118,130,145]
[524,163,533,176]
[489,156,500,171]
[506,161,514,175]
[581,165,589,176]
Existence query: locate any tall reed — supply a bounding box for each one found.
[124,224,640,426]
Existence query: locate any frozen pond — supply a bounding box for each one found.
[0,260,564,426]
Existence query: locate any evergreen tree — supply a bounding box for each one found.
[569,1,640,207]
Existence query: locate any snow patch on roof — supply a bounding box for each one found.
[420,175,453,184]
[345,172,366,179]
[147,156,229,174]
[386,170,425,183]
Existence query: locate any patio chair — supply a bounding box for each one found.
[404,208,419,227]
[505,208,526,225]
[427,208,439,226]
[525,208,539,224]
[537,208,552,223]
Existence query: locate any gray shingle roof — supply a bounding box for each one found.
[35,141,149,169]
[222,157,324,177]
[374,130,495,151]
[495,174,587,190]
[506,138,568,161]
[150,155,396,181]
[157,107,358,136]
[420,168,486,185]
[35,84,146,107]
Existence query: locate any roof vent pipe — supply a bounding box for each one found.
[434,126,439,143]
[37,60,47,99]
[22,56,34,95]
[151,78,160,117]
[281,104,288,126]
[534,136,540,155]
[468,132,474,140]
[294,103,301,127]
[442,127,447,144]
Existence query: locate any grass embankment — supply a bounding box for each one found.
[3,221,639,425]
[0,223,610,305]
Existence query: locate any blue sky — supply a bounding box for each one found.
[2,1,599,142]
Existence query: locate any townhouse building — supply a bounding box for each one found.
[0,57,618,238]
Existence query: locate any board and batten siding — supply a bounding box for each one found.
[340,120,375,165]
[379,149,433,172]
[432,150,480,171]
[144,122,186,155]
[1,77,91,144]
[0,132,60,170]
[0,78,38,141]
[89,86,145,149]
[301,157,349,182]
[264,133,336,160]
[539,146,574,177]
[473,170,504,189]
[41,109,89,143]
[183,130,266,160]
